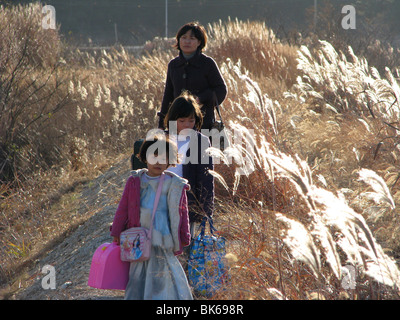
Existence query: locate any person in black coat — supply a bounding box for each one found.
[164,92,214,225]
[158,22,227,130]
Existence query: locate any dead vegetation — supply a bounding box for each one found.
[1,4,400,299]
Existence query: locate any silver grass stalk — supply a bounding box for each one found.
[208,169,229,192]
[266,151,316,211]
[266,288,288,300]
[311,216,342,279]
[276,213,321,278]
[365,251,400,289]
[309,187,377,264]
[358,168,395,210]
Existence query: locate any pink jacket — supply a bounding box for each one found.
[110,170,191,255]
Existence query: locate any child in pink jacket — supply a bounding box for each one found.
[110,136,192,300]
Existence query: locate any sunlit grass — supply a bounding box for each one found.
[1,4,400,299]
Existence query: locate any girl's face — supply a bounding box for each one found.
[146,152,169,177]
[179,30,201,55]
[177,116,196,134]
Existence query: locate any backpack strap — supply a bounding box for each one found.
[148,173,165,239]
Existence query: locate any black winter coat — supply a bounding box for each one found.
[158,49,227,130]
[164,130,214,223]
[182,131,214,223]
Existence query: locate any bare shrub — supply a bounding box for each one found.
[0,3,70,183]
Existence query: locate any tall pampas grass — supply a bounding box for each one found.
[210,45,400,298]
[2,8,400,299]
[295,40,400,122]
[207,18,299,95]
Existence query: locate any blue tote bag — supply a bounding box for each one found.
[187,218,228,297]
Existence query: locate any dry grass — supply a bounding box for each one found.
[206,18,299,98]
[209,32,400,299]
[1,4,400,300]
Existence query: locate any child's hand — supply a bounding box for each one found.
[113,236,120,245]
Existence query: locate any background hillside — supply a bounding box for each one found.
[1,2,400,300]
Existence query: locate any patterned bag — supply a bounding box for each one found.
[120,227,151,262]
[188,218,227,297]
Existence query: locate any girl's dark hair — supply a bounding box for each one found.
[164,92,203,131]
[174,22,207,52]
[138,135,178,166]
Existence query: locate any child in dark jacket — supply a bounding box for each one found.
[164,92,214,231]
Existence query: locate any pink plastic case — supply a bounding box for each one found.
[88,242,130,290]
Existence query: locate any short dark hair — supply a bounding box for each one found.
[174,22,207,52]
[164,91,203,131]
[138,135,178,166]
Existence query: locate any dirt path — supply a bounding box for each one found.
[13,157,132,300]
